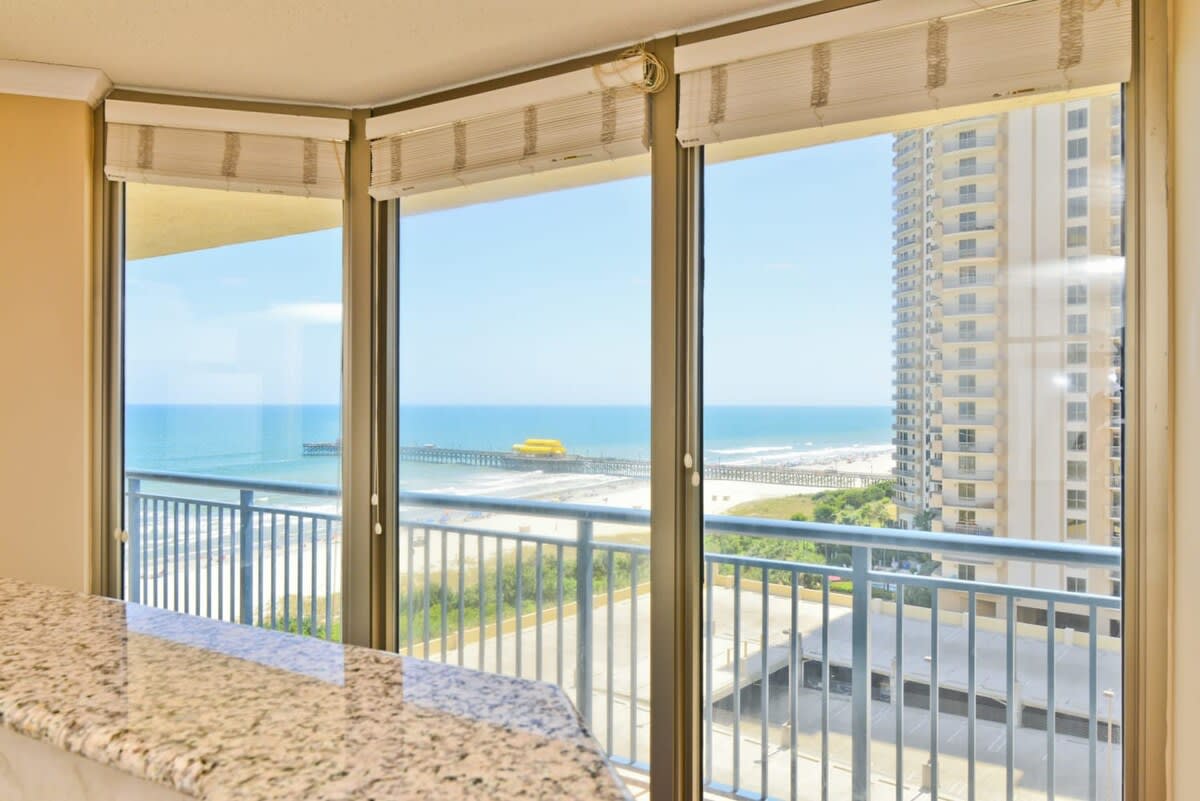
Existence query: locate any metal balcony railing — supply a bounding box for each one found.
[944,302,997,317]
[944,440,995,453]
[122,470,1123,801]
[943,191,997,208]
[943,134,998,152]
[943,274,997,289]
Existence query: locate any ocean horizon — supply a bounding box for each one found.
[126,403,893,495]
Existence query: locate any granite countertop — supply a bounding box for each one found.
[0,578,631,801]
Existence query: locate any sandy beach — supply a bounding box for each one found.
[397,445,895,541]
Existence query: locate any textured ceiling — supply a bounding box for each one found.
[0,0,790,107]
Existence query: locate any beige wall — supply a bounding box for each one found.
[1173,0,1199,794]
[0,93,93,592]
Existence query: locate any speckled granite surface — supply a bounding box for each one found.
[0,578,632,801]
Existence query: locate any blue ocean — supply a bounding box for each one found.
[125,404,892,494]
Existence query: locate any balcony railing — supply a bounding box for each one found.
[943,134,998,152]
[123,470,1122,801]
[943,495,996,509]
[943,191,997,208]
[942,467,997,480]
[942,385,996,399]
[944,440,995,453]
[943,358,996,371]
[943,273,997,289]
[944,246,998,262]
[944,302,997,317]
[944,329,996,344]
[943,164,997,180]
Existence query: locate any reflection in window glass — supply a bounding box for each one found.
[703,92,1124,801]
[124,184,344,638]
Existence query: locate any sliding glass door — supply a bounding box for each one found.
[122,184,345,638]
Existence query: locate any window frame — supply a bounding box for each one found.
[91,6,1174,800]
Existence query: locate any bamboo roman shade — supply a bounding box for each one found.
[367,58,651,199]
[104,101,350,199]
[677,0,1132,147]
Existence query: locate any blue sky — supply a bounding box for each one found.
[126,134,894,407]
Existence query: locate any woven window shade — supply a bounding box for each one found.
[677,0,1131,147]
[369,84,649,199]
[106,119,347,199]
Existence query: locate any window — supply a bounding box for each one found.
[1067,225,1089,247]
[1068,400,1089,421]
[1068,195,1089,218]
[958,564,977,581]
[1067,519,1088,540]
[1067,489,1088,510]
[1067,577,1088,594]
[396,152,652,762]
[1068,108,1089,130]
[1068,343,1089,364]
[958,157,977,176]
[1068,137,1089,159]
[958,130,977,148]
[1068,313,1089,334]
[122,184,346,635]
[1069,372,1088,393]
[1068,166,1089,188]
[697,71,1126,800]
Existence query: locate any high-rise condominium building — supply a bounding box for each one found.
[891,93,1124,635]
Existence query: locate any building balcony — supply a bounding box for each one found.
[943,164,997,180]
[942,466,997,481]
[944,302,997,317]
[942,134,999,153]
[943,330,997,344]
[943,440,996,453]
[943,496,996,509]
[942,220,997,235]
[943,246,999,262]
[942,385,997,399]
[942,522,997,536]
[943,191,998,208]
[942,358,997,371]
[943,274,998,289]
[123,469,1120,801]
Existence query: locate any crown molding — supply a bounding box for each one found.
[0,59,111,107]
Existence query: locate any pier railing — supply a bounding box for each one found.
[124,470,1122,801]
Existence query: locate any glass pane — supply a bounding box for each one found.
[123,184,344,639]
[394,158,652,771]
[702,91,1124,801]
